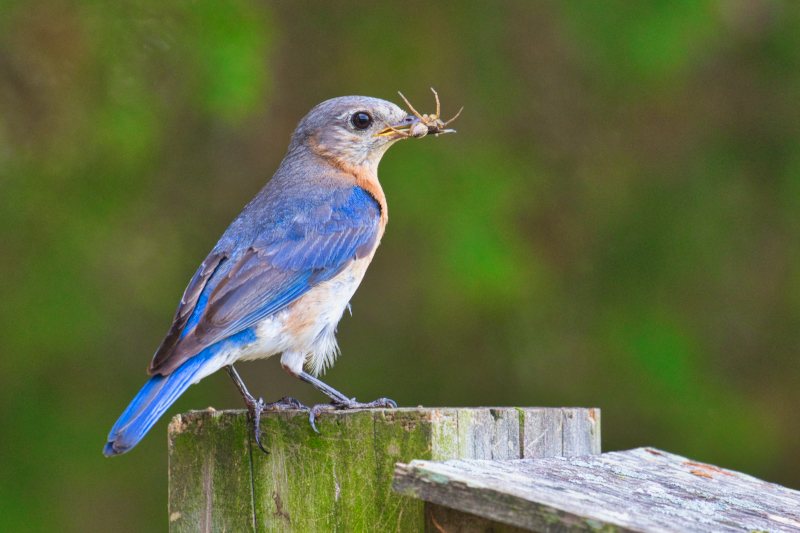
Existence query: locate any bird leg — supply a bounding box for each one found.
[298,371,397,433]
[225,365,309,453]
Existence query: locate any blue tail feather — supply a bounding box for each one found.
[105,327,257,456]
[104,349,221,457]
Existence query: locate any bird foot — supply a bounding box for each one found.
[246,395,309,454]
[308,397,397,434]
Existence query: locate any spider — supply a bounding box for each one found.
[382,88,463,139]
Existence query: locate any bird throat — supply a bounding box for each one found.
[335,156,388,232]
[307,133,389,231]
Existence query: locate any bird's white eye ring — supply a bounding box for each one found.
[351,111,373,130]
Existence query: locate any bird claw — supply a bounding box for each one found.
[265,397,311,411]
[308,397,397,434]
[245,396,309,454]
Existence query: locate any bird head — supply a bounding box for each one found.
[290,95,447,171]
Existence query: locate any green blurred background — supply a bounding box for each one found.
[1,0,799,530]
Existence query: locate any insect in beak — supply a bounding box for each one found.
[376,88,463,139]
[376,115,428,138]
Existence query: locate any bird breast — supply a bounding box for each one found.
[239,255,375,375]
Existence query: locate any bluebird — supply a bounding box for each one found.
[104,91,460,456]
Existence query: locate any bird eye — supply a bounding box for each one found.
[351,111,373,130]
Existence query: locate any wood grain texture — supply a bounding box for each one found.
[393,447,800,533]
[168,407,600,532]
[168,409,255,533]
[520,407,601,458]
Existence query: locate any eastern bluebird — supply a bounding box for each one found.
[104,92,459,456]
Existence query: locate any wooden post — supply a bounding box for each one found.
[168,407,600,532]
[392,447,800,533]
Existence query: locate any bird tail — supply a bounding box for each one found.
[104,351,220,457]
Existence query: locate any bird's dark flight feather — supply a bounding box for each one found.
[148,180,381,375]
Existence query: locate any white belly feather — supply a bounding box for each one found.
[187,257,373,385]
[238,256,372,375]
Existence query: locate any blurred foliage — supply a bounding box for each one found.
[1,1,799,531]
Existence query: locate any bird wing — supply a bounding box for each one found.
[148,186,381,375]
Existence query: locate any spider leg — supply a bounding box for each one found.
[398,91,425,121]
[430,87,441,121]
[378,117,410,137]
[442,106,464,127]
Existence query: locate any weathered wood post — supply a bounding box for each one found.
[392,448,800,533]
[168,407,600,532]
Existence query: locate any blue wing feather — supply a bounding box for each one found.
[149,184,380,375]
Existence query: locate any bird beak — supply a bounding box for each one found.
[375,115,457,138]
[375,115,419,137]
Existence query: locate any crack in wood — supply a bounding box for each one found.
[246,411,257,533]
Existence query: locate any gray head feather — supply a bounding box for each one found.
[289,96,408,167]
